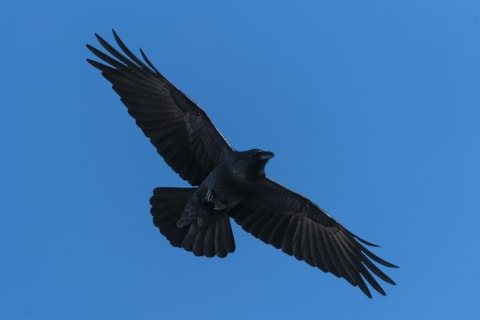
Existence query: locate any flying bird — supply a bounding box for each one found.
[86,30,398,298]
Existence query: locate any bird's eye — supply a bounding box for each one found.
[254,151,262,157]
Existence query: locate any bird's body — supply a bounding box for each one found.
[87,30,398,298]
[178,149,274,227]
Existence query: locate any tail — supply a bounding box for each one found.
[150,187,236,258]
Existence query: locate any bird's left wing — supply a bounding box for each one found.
[230,177,398,298]
[86,30,234,186]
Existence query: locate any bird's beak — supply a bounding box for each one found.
[260,151,275,160]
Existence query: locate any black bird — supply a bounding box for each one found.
[87,30,398,298]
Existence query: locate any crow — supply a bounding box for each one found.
[86,30,398,298]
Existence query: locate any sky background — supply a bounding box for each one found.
[1,1,479,319]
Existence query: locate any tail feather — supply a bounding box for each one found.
[150,187,235,258]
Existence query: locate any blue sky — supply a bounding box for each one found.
[2,0,479,319]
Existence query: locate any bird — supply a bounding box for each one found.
[86,30,398,298]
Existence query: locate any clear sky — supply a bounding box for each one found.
[1,1,479,319]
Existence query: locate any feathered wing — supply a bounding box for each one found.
[86,30,234,185]
[230,177,398,298]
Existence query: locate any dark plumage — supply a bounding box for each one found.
[87,30,398,298]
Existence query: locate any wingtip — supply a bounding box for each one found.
[139,48,160,74]
[112,29,121,43]
[354,235,380,247]
[363,288,373,299]
[91,31,113,41]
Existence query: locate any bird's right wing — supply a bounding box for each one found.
[230,177,398,298]
[86,30,234,186]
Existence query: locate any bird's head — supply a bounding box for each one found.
[232,149,275,181]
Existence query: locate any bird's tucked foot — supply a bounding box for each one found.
[213,202,228,210]
[204,189,228,210]
[205,189,214,202]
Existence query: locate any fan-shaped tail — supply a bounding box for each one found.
[150,187,235,258]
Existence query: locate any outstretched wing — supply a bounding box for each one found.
[86,30,234,185]
[230,177,398,298]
